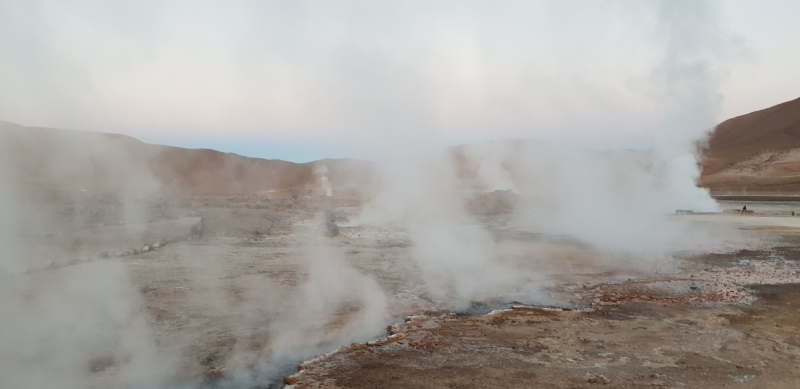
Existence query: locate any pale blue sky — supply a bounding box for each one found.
[1,0,798,162]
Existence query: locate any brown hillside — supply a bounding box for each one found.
[699,97,800,193]
[0,121,375,197]
[703,97,800,175]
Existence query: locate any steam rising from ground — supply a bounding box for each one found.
[269,243,388,355]
[0,132,172,389]
[0,264,172,389]
[0,1,748,388]
[352,0,734,307]
[0,120,734,389]
[314,164,333,197]
[208,229,389,388]
[232,238,389,387]
[354,138,727,308]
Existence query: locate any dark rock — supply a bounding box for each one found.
[587,373,610,384]
[191,223,204,237]
[319,222,340,237]
[89,355,115,372]
[466,189,520,215]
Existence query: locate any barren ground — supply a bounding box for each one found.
[288,253,800,388]
[12,192,800,388]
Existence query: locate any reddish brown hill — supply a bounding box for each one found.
[708,97,800,161]
[0,121,375,197]
[699,97,800,192]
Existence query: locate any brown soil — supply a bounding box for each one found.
[288,270,800,388]
[8,183,800,389]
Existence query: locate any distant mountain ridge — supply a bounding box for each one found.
[0,121,375,197]
[5,93,800,198]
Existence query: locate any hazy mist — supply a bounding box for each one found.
[3,0,796,160]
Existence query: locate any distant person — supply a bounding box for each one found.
[742,205,747,212]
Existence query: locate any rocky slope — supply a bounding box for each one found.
[700,97,800,192]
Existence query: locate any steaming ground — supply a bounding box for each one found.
[5,185,800,388]
[3,122,800,389]
[2,0,797,385]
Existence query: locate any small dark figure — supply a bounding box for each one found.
[742,205,747,212]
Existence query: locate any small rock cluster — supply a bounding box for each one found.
[318,212,339,237]
[587,373,611,384]
[318,222,339,237]
[26,238,176,274]
[116,239,170,257]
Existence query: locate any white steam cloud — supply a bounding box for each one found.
[0,129,174,389]
[353,0,737,307]
[314,164,333,197]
